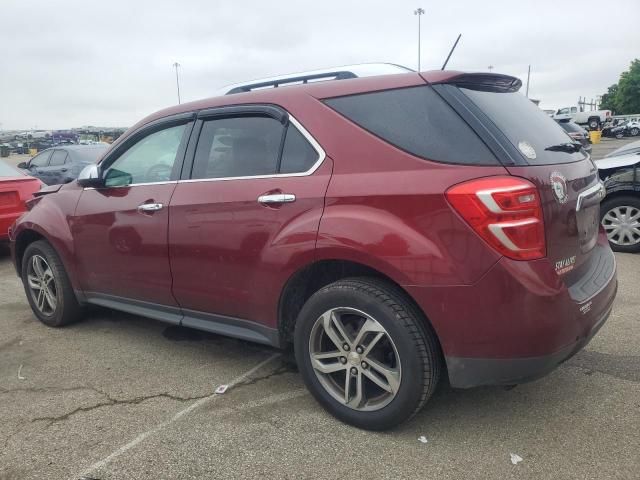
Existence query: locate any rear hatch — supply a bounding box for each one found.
[432,74,608,299]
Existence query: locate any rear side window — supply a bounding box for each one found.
[323,86,498,165]
[460,88,586,165]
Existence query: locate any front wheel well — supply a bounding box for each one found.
[277,259,441,350]
[14,229,45,277]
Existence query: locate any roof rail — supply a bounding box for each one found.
[220,63,414,95]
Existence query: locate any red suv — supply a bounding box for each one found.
[9,66,617,430]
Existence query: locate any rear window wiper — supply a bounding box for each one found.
[545,142,582,153]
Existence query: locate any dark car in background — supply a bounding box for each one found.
[556,119,592,154]
[17,145,108,185]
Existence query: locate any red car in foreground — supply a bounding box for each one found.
[9,66,617,430]
[0,160,42,241]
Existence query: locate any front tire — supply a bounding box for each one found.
[600,196,640,253]
[294,277,441,430]
[22,240,83,327]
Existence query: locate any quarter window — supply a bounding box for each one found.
[103,124,186,187]
[323,86,497,165]
[279,125,319,174]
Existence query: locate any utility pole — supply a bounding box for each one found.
[173,62,182,104]
[414,8,425,71]
[525,64,531,98]
[488,65,494,72]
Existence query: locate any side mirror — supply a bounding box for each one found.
[17,161,28,169]
[77,164,104,188]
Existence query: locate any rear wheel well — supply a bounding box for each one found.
[14,230,45,277]
[278,260,441,351]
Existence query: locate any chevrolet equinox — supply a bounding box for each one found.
[10,65,618,430]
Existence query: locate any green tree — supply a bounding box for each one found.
[600,59,640,114]
[599,83,618,111]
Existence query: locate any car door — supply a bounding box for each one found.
[169,106,332,340]
[72,114,194,318]
[45,149,69,185]
[26,150,52,182]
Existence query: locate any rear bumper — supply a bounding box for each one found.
[445,296,614,388]
[405,241,618,389]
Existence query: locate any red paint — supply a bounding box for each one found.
[0,173,41,241]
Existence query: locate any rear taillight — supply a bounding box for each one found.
[446,176,546,260]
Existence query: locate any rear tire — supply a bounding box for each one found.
[630,127,639,137]
[21,240,83,327]
[600,196,640,253]
[294,277,441,430]
[588,118,600,130]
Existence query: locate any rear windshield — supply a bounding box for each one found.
[71,146,108,163]
[460,88,586,165]
[323,86,499,165]
[0,160,21,178]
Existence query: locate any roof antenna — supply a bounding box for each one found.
[441,34,462,70]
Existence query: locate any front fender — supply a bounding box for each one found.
[12,186,82,290]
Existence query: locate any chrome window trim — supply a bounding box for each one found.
[83,180,178,191]
[178,114,326,184]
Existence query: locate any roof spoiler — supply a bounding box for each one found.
[434,73,522,93]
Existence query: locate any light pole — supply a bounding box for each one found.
[488,65,494,72]
[414,8,425,71]
[173,62,182,104]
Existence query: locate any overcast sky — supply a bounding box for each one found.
[1,0,638,130]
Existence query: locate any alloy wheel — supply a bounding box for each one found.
[308,307,401,411]
[602,206,640,246]
[26,255,58,316]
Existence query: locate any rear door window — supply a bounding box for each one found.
[460,88,586,165]
[323,86,498,165]
[49,150,69,166]
[192,116,284,179]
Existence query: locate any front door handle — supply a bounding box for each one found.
[137,202,164,213]
[257,193,296,205]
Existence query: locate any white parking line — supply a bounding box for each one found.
[79,353,281,478]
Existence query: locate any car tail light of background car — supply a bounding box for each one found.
[446,176,546,260]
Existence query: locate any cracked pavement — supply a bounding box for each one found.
[1,243,639,478]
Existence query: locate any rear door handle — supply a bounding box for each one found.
[258,193,296,204]
[137,202,164,213]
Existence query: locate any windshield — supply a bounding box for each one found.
[460,88,586,165]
